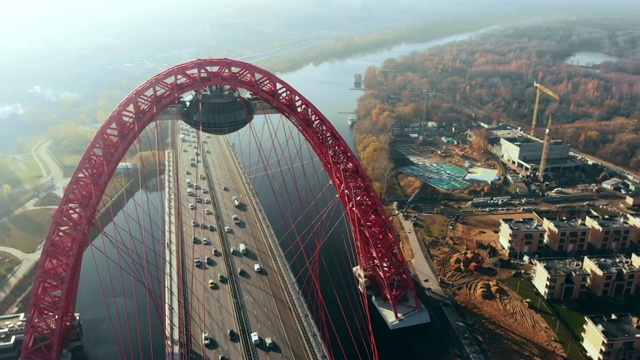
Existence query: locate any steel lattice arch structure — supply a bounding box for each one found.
[22,58,420,359]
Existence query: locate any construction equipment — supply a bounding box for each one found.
[531,82,560,137]
[538,115,553,183]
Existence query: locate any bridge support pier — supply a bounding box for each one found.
[353,266,431,330]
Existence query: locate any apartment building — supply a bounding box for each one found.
[532,258,588,300]
[498,217,545,253]
[582,313,640,360]
[582,255,640,298]
[542,217,591,252]
[585,215,636,250]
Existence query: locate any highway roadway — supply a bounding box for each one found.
[177,125,310,360]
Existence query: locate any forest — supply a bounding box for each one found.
[355,18,640,172]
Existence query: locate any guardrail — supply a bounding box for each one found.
[223,140,329,360]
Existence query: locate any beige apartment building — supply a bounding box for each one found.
[542,217,590,252]
[582,313,640,360]
[498,217,545,254]
[532,258,588,300]
[585,215,636,250]
[582,255,640,298]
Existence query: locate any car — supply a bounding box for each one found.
[224,226,231,233]
[238,268,244,276]
[202,188,209,194]
[230,247,237,255]
[183,148,187,152]
[223,186,229,191]
[196,198,202,203]
[193,236,199,244]
[205,209,212,215]
[212,248,218,256]
[227,329,236,340]
[232,196,241,207]
[194,258,202,267]
[189,203,195,210]
[232,215,240,224]
[254,264,262,273]
[187,182,194,188]
[185,170,191,175]
[200,174,206,180]
[209,225,215,232]
[201,223,207,229]
[218,273,225,282]
[189,156,195,161]
[203,237,211,245]
[265,337,273,348]
[191,220,198,227]
[208,279,215,289]
[206,256,213,265]
[202,331,211,346]
[251,332,260,345]
[194,184,201,189]
[204,198,211,204]
[190,162,196,167]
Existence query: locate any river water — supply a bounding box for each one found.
[74,29,490,359]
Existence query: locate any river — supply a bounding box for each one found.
[74,29,492,359]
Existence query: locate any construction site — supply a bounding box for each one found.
[391,81,640,359]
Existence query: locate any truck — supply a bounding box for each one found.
[239,243,247,255]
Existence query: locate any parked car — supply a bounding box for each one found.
[202,331,211,346]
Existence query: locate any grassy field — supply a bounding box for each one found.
[0,251,20,286]
[2,153,45,184]
[33,192,62,207]
[501,278,587,360]
[417,214,449,238]
[0,208,53,253]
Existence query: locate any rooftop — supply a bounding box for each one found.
[586,255,637,274]
[502,217,545,232]
[588,313,640,341]
[546,217,590,230]
[588,215,633,228]
[0,313,25,350]
[539,258,589,276]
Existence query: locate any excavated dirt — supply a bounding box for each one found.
[425,213,566,359]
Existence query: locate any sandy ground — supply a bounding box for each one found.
[423,212,567,359]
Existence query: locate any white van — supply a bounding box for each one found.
[251,332,260,345]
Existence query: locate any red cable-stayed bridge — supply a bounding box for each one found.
[11,59,429,360]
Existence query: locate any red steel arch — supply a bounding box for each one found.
[22,58,419,359]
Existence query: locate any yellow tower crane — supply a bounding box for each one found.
[538,115,553,183]
[531,82,560,137]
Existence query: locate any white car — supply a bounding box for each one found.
[224,226,231,233]
[254,264,262,273]
[189,203,195,210]
[203,331,211,346]
[265,337,274,348]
